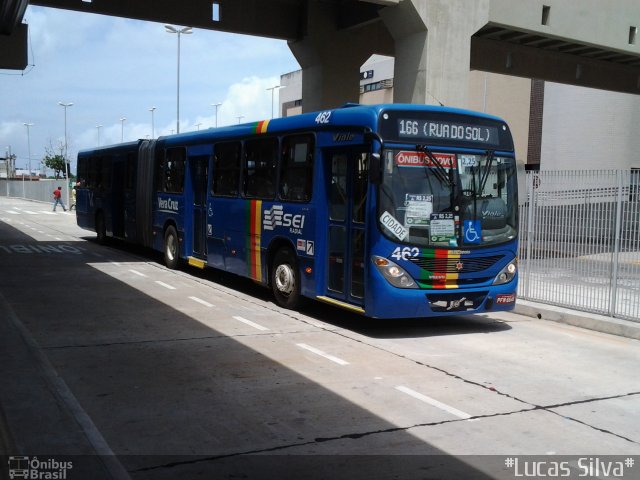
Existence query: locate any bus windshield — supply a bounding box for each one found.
[378,148,517,247]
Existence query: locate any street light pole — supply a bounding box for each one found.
[58,101,73,208]
[237,115,244,124]
[211,102,221,128]
[23,122,33,180]
[149,107,156,139]
[120,117,127,142]
[165,25,193,134]
[96,125,103,146]
[266,85,283,119]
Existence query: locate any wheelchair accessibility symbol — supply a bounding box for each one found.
[464,220,482,244]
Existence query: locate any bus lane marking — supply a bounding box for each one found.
[232,315,269,331]
[189,296,215,308]
[128,269,147,277]
[155,280,176,290]
[395,386,472,420]
[296,343,349,366]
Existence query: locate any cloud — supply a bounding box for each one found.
[2,5,299,173]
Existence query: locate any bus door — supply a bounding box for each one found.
[326,148,368,306]
[188,154,209,258]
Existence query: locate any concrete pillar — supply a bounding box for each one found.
[380,0,489,109]
[288,2,393,112]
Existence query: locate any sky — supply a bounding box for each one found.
[0,5,301,174]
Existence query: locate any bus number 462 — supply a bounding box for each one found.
[391,246,419,260]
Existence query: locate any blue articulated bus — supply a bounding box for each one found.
[76,103,519,318]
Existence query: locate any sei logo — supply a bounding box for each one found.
[264,205,306,234]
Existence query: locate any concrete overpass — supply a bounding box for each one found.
[1,0,640,110]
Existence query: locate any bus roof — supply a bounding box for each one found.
[157,103,509,146]
[78,103,510,154]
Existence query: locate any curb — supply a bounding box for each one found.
[514,299,640,340]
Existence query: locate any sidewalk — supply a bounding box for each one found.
[514,299,640,340]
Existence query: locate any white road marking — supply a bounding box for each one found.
[232,315,269,331]
[128,269,147,277]
[189,296,214,307]
[155,281,176,290]
[395,386,472,419]
[296,343,349,366]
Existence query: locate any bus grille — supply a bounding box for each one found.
[409,255,503,273]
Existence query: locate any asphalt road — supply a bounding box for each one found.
[1,197,639,480]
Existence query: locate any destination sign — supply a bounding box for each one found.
[379,110,514,150]
[397,119,500,146]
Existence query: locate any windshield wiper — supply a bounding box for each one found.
[479,150,495,194]
[416,144,454,188]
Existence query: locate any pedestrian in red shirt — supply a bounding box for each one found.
[53,186,67,212]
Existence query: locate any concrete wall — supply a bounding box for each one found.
[541,83,640,170]
[488,0,640,54]
[467,71,532,163]
[279,69,303,118]
[0,179,70,205]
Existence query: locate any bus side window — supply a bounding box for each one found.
[212,142,241,197]
[162,147,186,194]
[125,153,135,190]
[77,157,87,187]
[244,137,277,199]
[280,134,314,202]
[100,156,111,191]
[88,156,102,190]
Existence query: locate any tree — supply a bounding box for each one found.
[43,141,67,179]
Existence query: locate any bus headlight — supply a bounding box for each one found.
[493,259,517,285]
[372,256,417,289]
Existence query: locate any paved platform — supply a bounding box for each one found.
[1,197,638,480]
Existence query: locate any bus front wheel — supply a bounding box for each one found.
[271,248,300,309]
[164,225,180,270]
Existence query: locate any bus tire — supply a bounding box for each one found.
[95,212,107,245]
[164,225,180,270]
[271,248,300,309]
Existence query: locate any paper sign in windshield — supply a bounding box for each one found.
[380,211,408,241]
[395,151,457,168]
[430,213,456,243]
[405,194,432,225]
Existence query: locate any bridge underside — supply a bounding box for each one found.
[1,0,640,110]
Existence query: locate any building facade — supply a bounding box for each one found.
[280,55,640,172]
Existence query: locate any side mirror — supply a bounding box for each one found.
[369,152,382,184]
[364,130,383,185]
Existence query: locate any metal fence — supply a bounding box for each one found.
[518,170,640,322]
